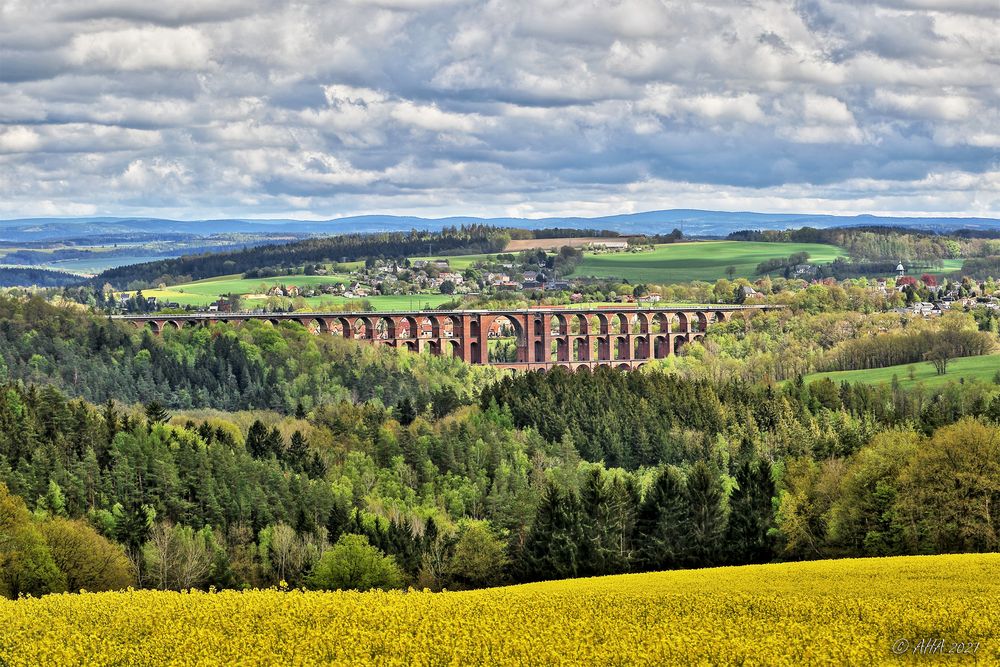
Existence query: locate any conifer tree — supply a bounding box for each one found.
[287,431,308,470]
[246,420,269,459]
[724,459,776,565]
[580,468,615,576]
[635,467,689,571]
[521,482,584,581]
[685,461,726,567]
[144,401,170,426]
[396,397,417,426]
[266,427,285,458]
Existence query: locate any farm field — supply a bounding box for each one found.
[904,259,963,275]
[135,275,342,307]
[570,241,847,283]
[504,237,631,251]
[804,352,1000,390]
[0,554,996,665]
[142,289,455,311]
[136,273,453,310]
[407,253,492,270]
[138,257,465,309]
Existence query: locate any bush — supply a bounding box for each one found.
[308,534,403,592]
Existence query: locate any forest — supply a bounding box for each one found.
[0,268,83,288]
[2,284,1000,598]
[0,295,496,412]
[728,225,994,263]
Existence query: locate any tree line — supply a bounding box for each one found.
[728,226,995,263]
[0,267,84,288]
[822,324,993,372]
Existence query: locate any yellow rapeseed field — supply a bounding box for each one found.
[1,554,998,666]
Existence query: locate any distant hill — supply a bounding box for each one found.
[2,209,999,243]
[0,266,85,287]
[92,226,511,288]
[4,209,999,286]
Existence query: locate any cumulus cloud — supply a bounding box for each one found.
[66,27,214,71]
[873,90,975,120]
[0,0,997,219]
[117,158,192,190]
[0,127,41,153]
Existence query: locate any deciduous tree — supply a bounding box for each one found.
[308,534,403,591]
[39,517,133,592]
[0,483,64,598]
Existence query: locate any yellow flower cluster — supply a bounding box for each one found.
[1,554,997,666]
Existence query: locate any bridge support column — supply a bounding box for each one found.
[459,314,483,364]
[541,313,553,364]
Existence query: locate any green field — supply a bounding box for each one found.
[177,274,349,295]
[407,254,492,270]
[570,241,847,283]
[938,259,964,272]
[137,273,454,310]
[138,274,347,307]
[804,353,1000,389]
[147,291,453,311]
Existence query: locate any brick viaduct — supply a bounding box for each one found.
[113,305,779,370]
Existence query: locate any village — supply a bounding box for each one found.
[109,245,1000,322]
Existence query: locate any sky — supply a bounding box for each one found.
[0,0,998,220]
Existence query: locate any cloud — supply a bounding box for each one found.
[685,95,765,124]
[55,0,260,26]
[117,158,192,190]
[781,124,864,144]
[873,90,975,120]
[0,0,997,219]
[389,101,482,133]
[66,27,214,71]
[0,127,42,153]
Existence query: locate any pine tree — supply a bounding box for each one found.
[580,468,614,576]
[144,401,170,426]
[606,474,640,572]
[306,452,327,479]
[579,468,636,576]
[520,482,585,581]
[396,397,417,426]
[287,431,308,470]
[724,459,776,565]
[102,399,119,446]
[685,461,726,567]
[246,420,269,459]
[113,502,154,577]
[635,467,689,571]
[266,427,285,459]
[326,499,351,544]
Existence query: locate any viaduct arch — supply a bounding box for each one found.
[115,305,778,370]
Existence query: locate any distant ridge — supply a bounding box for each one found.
[2,209,999,243]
